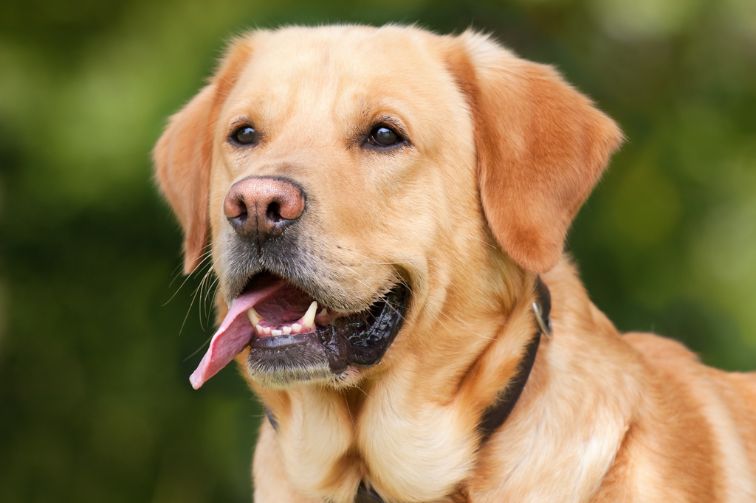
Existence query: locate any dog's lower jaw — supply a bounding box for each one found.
[244,360,368,389]
[247,364,337,388]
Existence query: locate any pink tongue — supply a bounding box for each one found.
[189,281,285,390]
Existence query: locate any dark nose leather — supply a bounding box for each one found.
[223,176,306,240]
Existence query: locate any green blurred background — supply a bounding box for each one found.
[1,0,754,501]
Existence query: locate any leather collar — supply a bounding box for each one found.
[477,276,551,442]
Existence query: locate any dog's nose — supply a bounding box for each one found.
[224,176,306,239]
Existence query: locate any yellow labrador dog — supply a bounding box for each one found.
[154,25,756,502]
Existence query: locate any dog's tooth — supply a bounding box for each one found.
[264,327,272,336]
[255,323,264,334]
[271,329,282,336]
[247,308,262,325]
[302,301,318,328]
[282,326,292,335]
[291,323,302,333]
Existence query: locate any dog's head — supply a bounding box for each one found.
[154,25,621,389]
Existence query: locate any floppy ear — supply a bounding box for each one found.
[447,32,623,272]
[153,38,252,273]
[154,85,216,273]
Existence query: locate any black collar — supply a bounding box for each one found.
[477,276,551,442]
[355,277,551,502]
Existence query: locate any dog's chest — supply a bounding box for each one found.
[277,385,477,501]
[358,402,477,500]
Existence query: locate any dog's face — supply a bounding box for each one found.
[155,26,621,389]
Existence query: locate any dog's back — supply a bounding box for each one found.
[608,332,756,501]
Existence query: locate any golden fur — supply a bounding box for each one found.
[154,25,756,502]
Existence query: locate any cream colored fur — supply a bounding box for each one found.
[154,25,756,502]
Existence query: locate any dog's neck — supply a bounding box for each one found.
[250,260,559,501]
[355,277,551,502]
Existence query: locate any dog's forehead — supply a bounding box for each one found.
[253,26,433,71]
[221,26,457,125]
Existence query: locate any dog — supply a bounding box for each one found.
[154,25,756,502]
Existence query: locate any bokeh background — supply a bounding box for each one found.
[1,0,755,501]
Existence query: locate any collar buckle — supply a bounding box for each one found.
[531,301,552,337]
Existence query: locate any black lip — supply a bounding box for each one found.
[247,283,410,381]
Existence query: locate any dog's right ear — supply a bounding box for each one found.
[153,84,216,274]
[153,39,252,274]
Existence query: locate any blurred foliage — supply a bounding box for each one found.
[1,0,754,501]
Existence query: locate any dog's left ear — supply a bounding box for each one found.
[153,38,252,274]
[446,32,623,272]
[153,84,216,274]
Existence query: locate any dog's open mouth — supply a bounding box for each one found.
[190,272,409,389]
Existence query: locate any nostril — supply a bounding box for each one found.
[224,193,250,221]
[225,195,251,235]
[235,203,248,222]
[232,211,248,224]
[235,196,249,218]
[228,214,248,232]
[266,201,282,223]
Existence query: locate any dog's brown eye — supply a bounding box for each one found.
[367,125,404,148]
[230,125,258,146]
